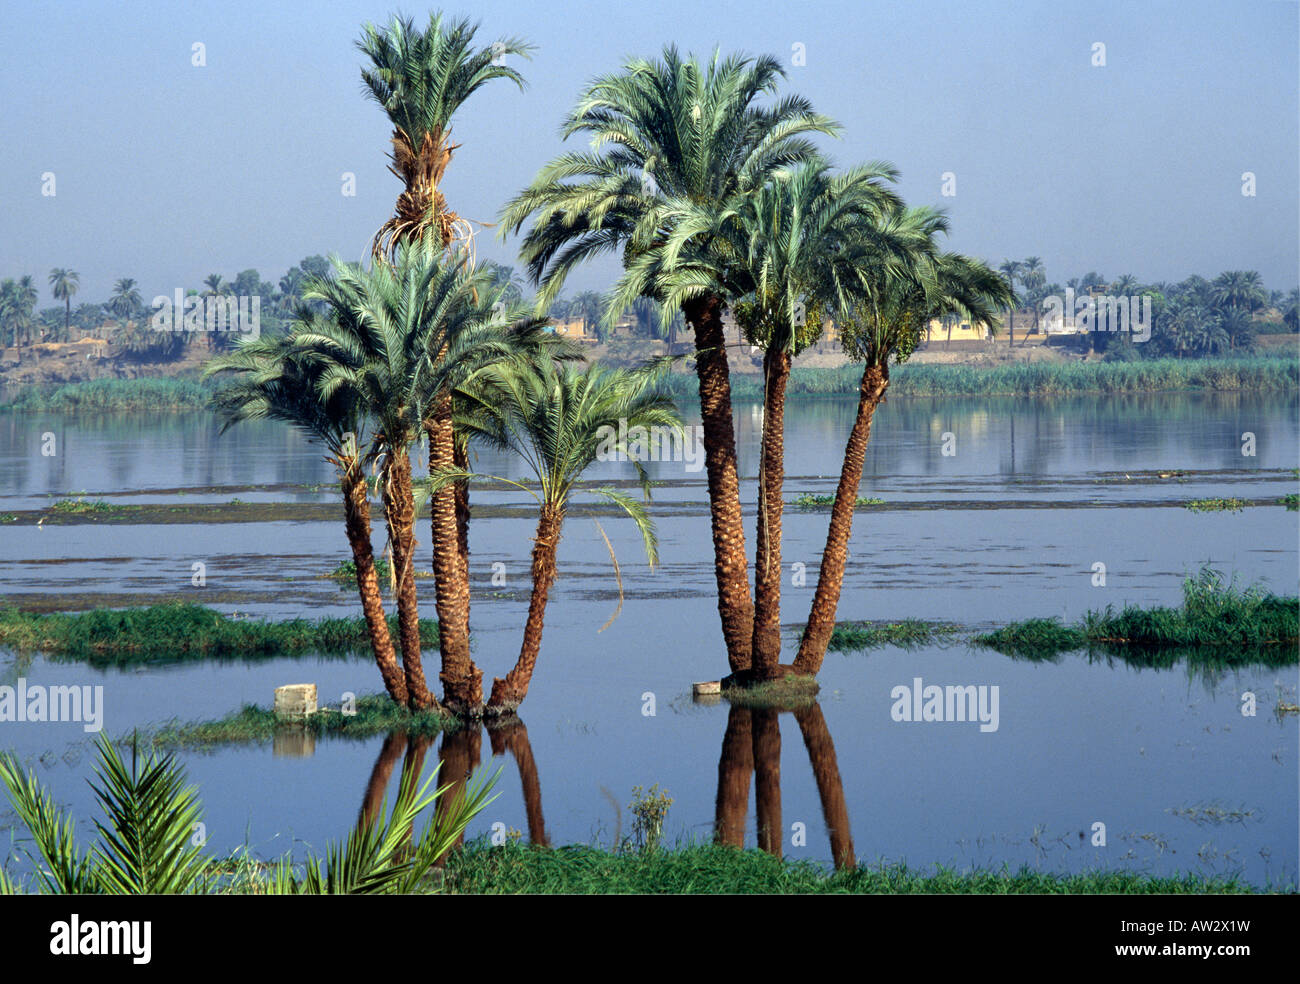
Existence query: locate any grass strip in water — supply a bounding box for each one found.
[438,842,1265,894]
[975,568,1298,660]
[793,493,885,508]
[139,694,447,749]
[828,619,960,651]
[1184,497,1250,513]
[0,602,427,667]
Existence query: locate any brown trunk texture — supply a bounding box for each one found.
[684,294,754,674]
[487,504,564,712]
[713,705,753,849]
[381,449,437,711]
[792,362,889,675]
[751,347,790,677]
[794,703,855,870]
[433,724,482,864]
[427,397,481,713]
[341,466,407,706]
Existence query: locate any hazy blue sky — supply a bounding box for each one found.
[1,0,1296,308]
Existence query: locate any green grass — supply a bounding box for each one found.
[0,377,220,412]
[438,841,1264,894]
[0,602,428,667]
[140,694,448,749]
[975,567,1298,660]
[828,619,959,651]
[1282,493,1298,511]
[793,493,885,508]
[0,513,15,523]
[1184,497,1249,513]
[660,356,1298,400]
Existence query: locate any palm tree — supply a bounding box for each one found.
[627,158,904,677]
[0,278,37,358]
[793,209,1011,675]
[1283,288,1298,333]
[1021,257,1045,333]
[436,357,681,714]
[1210,270,1266,314]
[357,11,532,260]
[205,332,411,707]
[570,291,606,341]
[997,260,1021,347]
[108,278,142,323]
[501,45,837,675]
[48,268,79,339]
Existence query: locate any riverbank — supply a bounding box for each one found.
[2,356,1295,411]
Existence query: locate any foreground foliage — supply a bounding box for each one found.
[0,735,495,895]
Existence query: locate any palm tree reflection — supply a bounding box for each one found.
[715,702,854,869]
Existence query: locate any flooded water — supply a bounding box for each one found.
[1,390,1297,888]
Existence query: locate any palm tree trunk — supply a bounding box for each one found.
[487,503,564,712]
[426,395,481,713]
[380,448,438,711]
[341,465,408,706]
[794,703,855,870]
[751,347,790,678]
[453,439,471,578]
[432,725,481,865]
[714,705,752,849]
[792,361,889,675]
[683,293,754,674]
[752,708,782,858]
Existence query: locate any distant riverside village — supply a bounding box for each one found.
[2,266,1297,386]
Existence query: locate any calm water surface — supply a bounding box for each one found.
[1,391,1296,886]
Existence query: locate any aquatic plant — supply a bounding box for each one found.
[794,493,885,508]
[827,619,958,651]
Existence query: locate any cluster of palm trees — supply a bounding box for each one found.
[991,264,1289,358]
[501,45,1013,684]
[206,13,681,719]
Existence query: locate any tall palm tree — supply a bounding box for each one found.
[623,158,905,677]
[357,11,532,260]
[1021,257,1045,333]
[48,269,79,339]
[436,357,681,713]
[205,333,412,707]
[501,45,837,675]
[108,278,142,323]
[298,236,550,713]
[1283,288,1299,333]
[793,209,1011,674]
[997,260,1021,347]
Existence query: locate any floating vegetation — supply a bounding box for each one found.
[140,694,448,749]
[1167,803,1258,827]
[47,495,123,516]
[828,619,959,651]
[974,567,1298,661]
[0,602,428,667]
[1282,494,1298,511]
[793,493,885,508]
[438,842,1263,894]
[1184,497,1249,513]
[0,513,15,523]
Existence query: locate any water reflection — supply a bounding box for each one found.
[714,702,855,870]
[354,719,549,852]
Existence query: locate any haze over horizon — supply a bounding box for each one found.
[2,0,1296,307]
